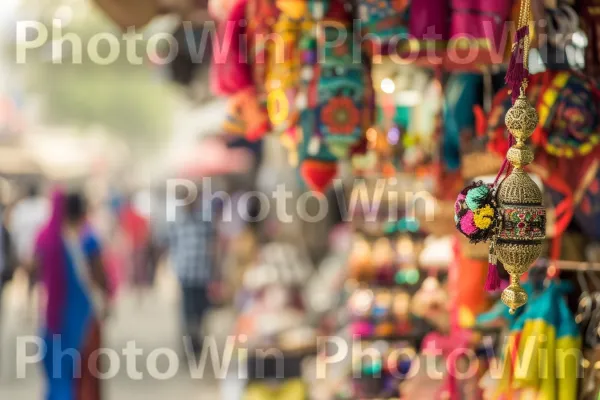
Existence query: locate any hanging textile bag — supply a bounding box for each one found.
[450,0,513,52]
[315,16,373,158]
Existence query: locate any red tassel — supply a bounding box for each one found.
[484,262,501,292]
[505,26,530,103]
[484,242,500,292]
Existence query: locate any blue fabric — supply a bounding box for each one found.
[43,237,95,400]
[442,73,482,171]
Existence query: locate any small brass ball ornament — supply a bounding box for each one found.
[496,89,546,314]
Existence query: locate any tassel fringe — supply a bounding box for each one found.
[505,26,530,103]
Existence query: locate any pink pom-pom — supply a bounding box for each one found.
[459,211,478,235]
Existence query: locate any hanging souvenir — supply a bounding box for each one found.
[482,71,600,244]
[213,0,271,140]
[455,0,546,314]
[315,8,373,159]
[245,0,279,129]
[264,1,305,132]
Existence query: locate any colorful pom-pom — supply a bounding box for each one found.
[455,181,498,243]
[460,210,478,235]
[473,205,494,230]
[465,184,490,211]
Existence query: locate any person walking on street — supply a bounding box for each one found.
[168,194,219,356]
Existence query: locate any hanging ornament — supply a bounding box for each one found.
[496,0,545,314]
[454,0,545,313]
[496,88,546,314]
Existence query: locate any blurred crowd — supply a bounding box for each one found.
[0,179,241,398]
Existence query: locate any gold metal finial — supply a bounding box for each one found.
[496,92,545,312]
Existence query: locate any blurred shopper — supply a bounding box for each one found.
[119,197,157,301]
[35,191,109,400]
[168,193,218,355]
[0,199,17,319]
[10,183,49,310]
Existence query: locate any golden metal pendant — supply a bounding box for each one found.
[495,92,546,314]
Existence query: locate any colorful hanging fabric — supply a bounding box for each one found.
[442,73,483,171]
[450,0,514,50]
[264,0,304,132]
[315,20,367,158]
[215,0,272,140]
[315,6,375,160]
[246,0,279,100]
[358,0,409,55]
[223,87,271,140]
[211,0,253,96]
[479,280,580,399]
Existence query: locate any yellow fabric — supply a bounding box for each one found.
[458,306,476,328]
[496,319,580,400]
[244,379,307,400]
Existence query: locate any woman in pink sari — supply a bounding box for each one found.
[36,190,109,400]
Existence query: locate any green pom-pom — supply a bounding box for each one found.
[465,185,490,211]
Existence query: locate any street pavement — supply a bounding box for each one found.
[0,269,234,399]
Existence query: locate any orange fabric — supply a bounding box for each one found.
[228,88,270,141]
[452,239,488,324]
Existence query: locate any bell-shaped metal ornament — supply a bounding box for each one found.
[495,90,546,314]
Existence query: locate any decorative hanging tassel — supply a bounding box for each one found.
[505,26,530,103]
[484,241,501,292]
